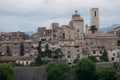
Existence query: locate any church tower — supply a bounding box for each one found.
[69,10,84,40]
[90,8,99,30]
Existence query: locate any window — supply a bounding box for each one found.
[75,46,79,48]
[63,33,65,39]
[117,52,120,57]
[94,11,96,17]
[93,51,96,54]
[53,34,56,37]
[67,55,71,58]
[111,57,115,61]
[26,61,28,65]
[113,53,115,56]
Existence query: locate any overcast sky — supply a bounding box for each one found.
[0,0,120,32]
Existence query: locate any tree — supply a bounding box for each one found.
[45,43,49,57]
[88,56,98,63]
[46,62,71,80]
[34,41,42,66]
[6,45,12,56]
[35,54,42,66]
[89,25,98,33]
[20,42,24,56]
[0,52,2,56]
[100,46,108,62]
[0,63,14,80]
[37,41,41,55]
[53,48,61,59]
[97,65,117,80]
[74,58,97,80]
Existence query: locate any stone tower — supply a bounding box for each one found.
[69,10,84,40]
[90,8,99,30]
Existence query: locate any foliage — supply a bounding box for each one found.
[35,41,42,66]
[37,41,41,55]
[0,52,2,56]
[20,42,24,56]
[53,48,62,59]
[35,54,42,66]
[89,25,98,33]
[97,65,117,80]
[88,56,98,63]
[73,58,79,64]
[46,62,71,80]
[14,63,24,66]
[0,63,14,80]
[100,46,108,62]
[74,58,97,80]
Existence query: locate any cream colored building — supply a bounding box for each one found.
[84,32,117,60]
[61,44,82,64]
[0,32,30,57]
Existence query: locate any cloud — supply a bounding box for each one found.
[0,0,120,32]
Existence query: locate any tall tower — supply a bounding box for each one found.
[90,8,99,30]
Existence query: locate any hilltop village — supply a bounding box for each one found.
[0,8,120,65]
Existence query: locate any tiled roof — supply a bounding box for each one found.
[84,32,116,38]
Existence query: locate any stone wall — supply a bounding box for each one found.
[13,62,120,80]
[13,66,46,80]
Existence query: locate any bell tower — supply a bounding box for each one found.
[90,8,99,30]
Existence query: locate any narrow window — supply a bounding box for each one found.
[94,11,96,17]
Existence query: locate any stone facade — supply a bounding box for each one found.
[0,32,30,56]
[90,8,99,30]
[0,8,119,64]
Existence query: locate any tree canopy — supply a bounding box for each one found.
[89,25,98,33]
[0,63,14,80]
[74,58,97,80]
[97,65,117,80]
[100,46,109,62]
[46,62,71,80]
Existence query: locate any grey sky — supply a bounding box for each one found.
[0,0,120,32]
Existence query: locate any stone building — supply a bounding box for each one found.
[0,32,30,56]
[61,44,82,64]
[0,8,119,64]
[84,32,117,60]
[107,26,120,46]
[90,8,99,30]
[32,27,52,41]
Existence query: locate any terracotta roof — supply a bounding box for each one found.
[84,32,116,38]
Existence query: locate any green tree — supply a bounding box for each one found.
[35,54,42,66]
[0,52,2,56]
[35,41,42,66]
[74,58,97,80]
[88,56,98,63]
[0,63,14,80]
[20,42,24,56]
[53,48,61,59]
[97,65,117,80]
[46,62,71,80]
[89,25,98,33]
[100,46,108,62]
[37,41,41,55]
